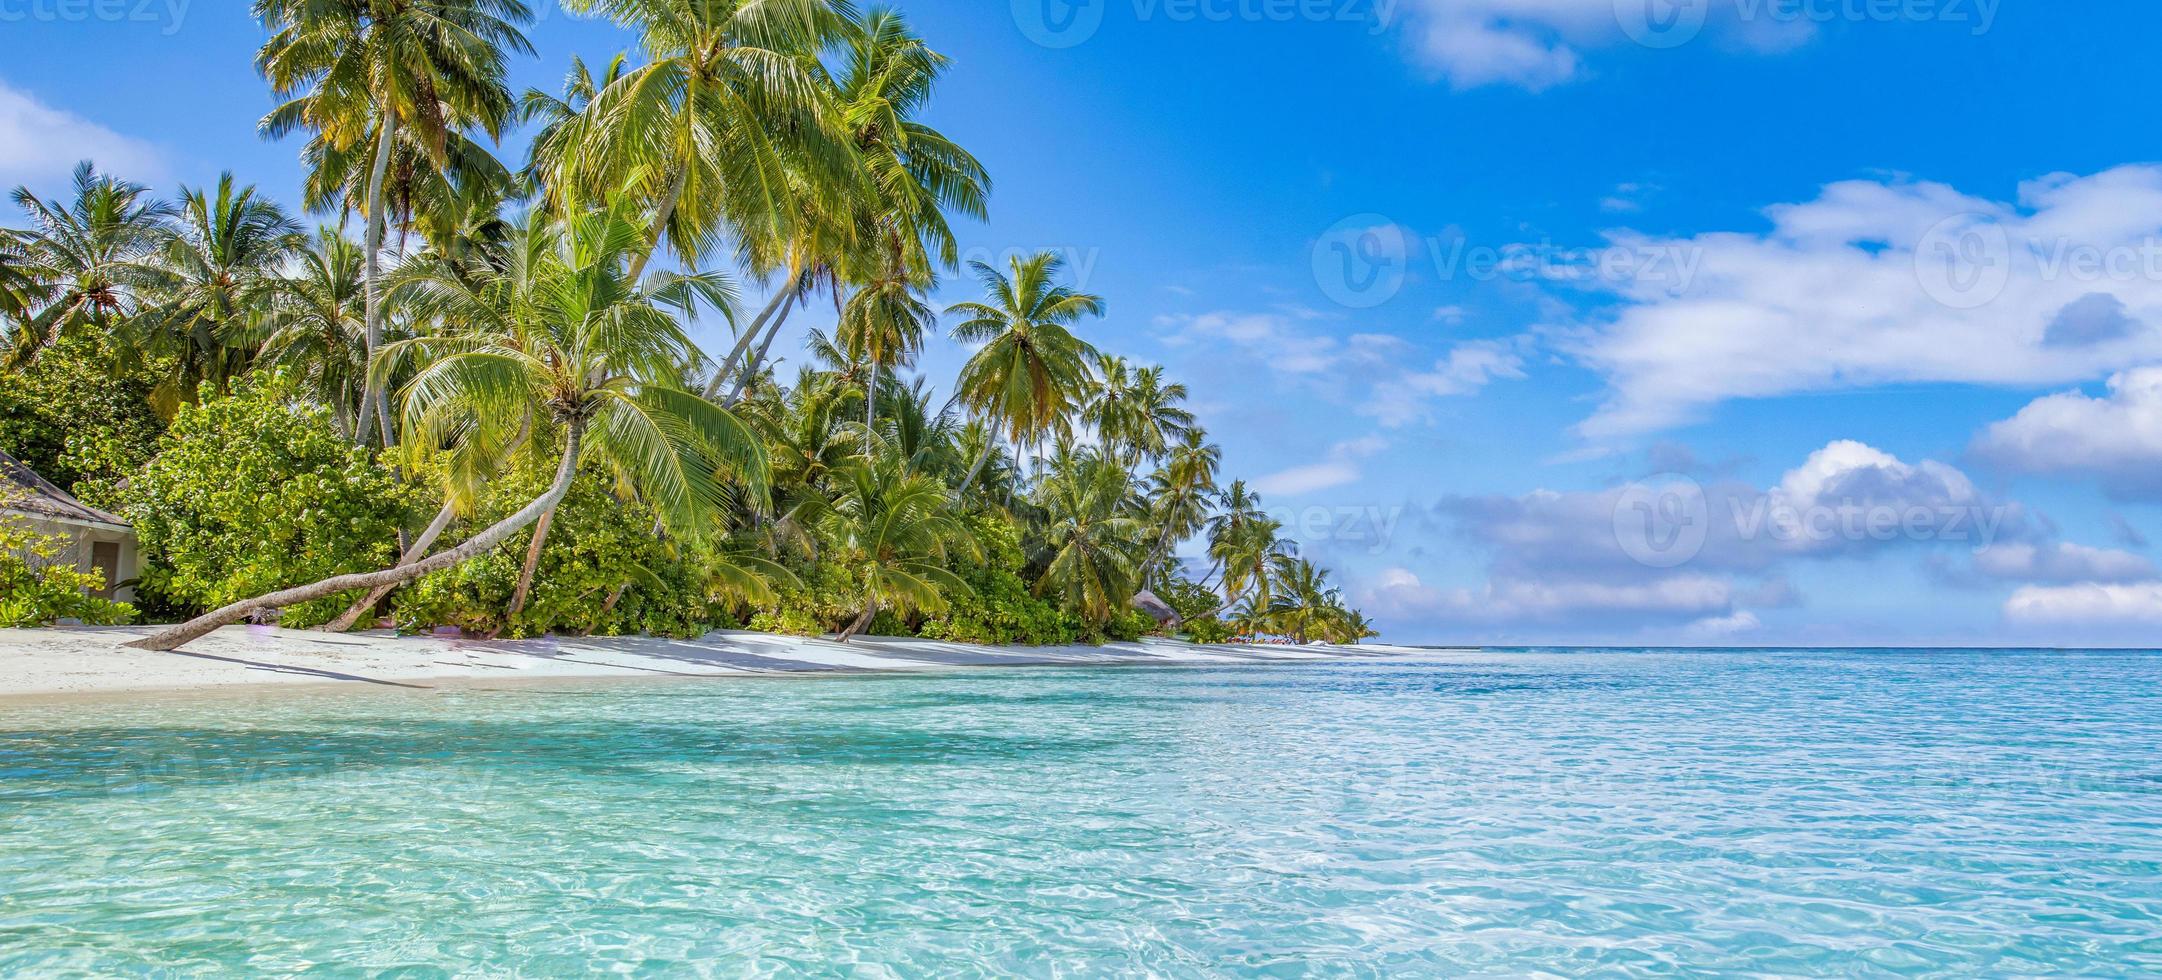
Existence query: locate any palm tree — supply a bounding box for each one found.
[1263,556,1339,644]
[136,173,304,414]
[1145,427,1221,576]
[127,195,768,652]
[0,228,51,328]
[1124,365,1195,464]
[518,52,628,209]
[800,453,976,641]
[5,163,174,367]
[255,0,535,446]
[1035,449,1147,629]
[839,268,934,452]
[946,251,1104,497]
[1082,354,1137,459]
[259,229,370,435]
[557,0,852,279]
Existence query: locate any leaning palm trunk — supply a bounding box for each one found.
[505,506,557,618]
[701,289,792,400]
[837,598,879,643]
[626,163,690,281]
[722,292,798,405]
[322,500,458,632]
[126,423,585,652]
[952,435,999,502]
[864,361,878,454]
[359,109,398,447]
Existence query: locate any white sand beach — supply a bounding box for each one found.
[0,626,1440,700]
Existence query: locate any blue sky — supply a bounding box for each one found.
[8,0,2162,646]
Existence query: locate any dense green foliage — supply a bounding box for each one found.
[0,521,136,627]
[0,1,1375,647]
[119,377,419,626]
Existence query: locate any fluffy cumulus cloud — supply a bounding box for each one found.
[1395,0,1814,91]
[1569,168,2162,438]
[2005,582,2162,627]
[1971,367,2162,499]
[1158,310,1525,427]
[0,81,164,190]
[1365,439,2142,641]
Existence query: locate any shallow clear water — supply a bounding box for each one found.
[2,650,2160,976]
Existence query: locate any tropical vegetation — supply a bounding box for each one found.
[0,1,1374,647]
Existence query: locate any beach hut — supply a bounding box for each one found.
[0,450,139,602]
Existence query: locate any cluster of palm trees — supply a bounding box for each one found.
[0,0,1374,651]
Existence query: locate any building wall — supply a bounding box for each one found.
[2,512,140,603]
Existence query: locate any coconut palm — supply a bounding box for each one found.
[258,229,370,434]
[945,251,1104,496]
[0,228,51,328]
[1210,505,1291,614]
[839,267,934,451]
[556,0,852,279]
[1263,556,1339,644]
[1124,365,1195,464]
[518,52,628,209]
[255,0,535,446]
[1145,427,1222,577]
[800,452,976,641]
[127,194,768,652]
[1034,448,1148,628]
[136,173,305,414]
[5,163,174,367]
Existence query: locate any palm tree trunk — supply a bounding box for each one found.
[723,291,798,406]
[953,434,999,501]
[323,499,458,632]
[627,163,691,281]
[837,597,879,643]
[864,359,878,453]
[125,421,585,652]
[360,107,399,448]
[506,506,557,618]
[700,289,785,398]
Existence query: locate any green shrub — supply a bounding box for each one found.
[121,375,419,626]
[0,521,136,627]
[394,462,725,639]
[0,335,164,507]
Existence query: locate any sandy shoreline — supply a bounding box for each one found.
[0,625,1444,701]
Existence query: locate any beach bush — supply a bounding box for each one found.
[0,520,136,627]
[394,462,727,639]
[0,335,164,506]
[120,376,419,626]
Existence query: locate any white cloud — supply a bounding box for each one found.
[0,81,164,190]
[2005,581,2162,626]
[1971,542,2155,584]
[1972,367,2162,499]
[1159,310,1525,426]
[1253,435,1389,496]
[1569,167,2162,438]
[1684,610,1761,639]
[1395,0,1814,91]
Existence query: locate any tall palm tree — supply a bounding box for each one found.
[517,52,627,209]
[1264,556,1342,645]
[1035,449,1147,629]
[5,163,174,367]
[801,453,976,641]
[1082,354,1137,459]
[1145,427,1221,576]
[256,0,535,446]
[945,251,1103,497]
[838,268,933,452]
[1124,365,1195,465]
[137,173,305,414]
[557,0,853,279]
[128,195,768,652]
[259,229,371,435]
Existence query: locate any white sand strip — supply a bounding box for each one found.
[0,626,1447,699]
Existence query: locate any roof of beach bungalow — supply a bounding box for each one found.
[0,450,131,532]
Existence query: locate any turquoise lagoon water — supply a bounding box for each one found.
[2,649,2160,975]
